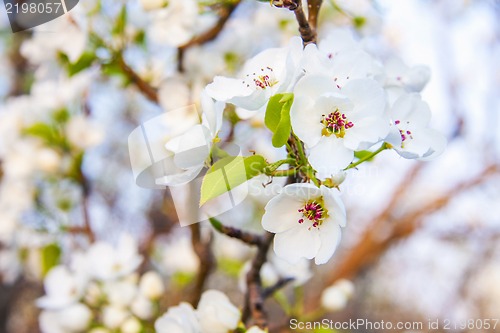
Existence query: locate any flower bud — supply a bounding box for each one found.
[102,306,129,329]
[139,271,165,299]
[321,279,355,312]
[121,317,142,333]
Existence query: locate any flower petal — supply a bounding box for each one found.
[342,78,386,118]
[290,95,323,148]
[343,116,389,151]
[308,138,354,178]
[315,222,342,265]
[262,193,304,233]
[273,225,321,264]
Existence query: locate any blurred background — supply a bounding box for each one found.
[0,0,498,332]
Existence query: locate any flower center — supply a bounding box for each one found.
[394,119,413,148]
[242,67,278,90]
[321,109,354,138]
[298,197,329,229]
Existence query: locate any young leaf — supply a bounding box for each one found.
[41,243,61,277]
[265,93,294,148]
[200,155,266,206]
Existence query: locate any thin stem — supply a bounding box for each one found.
[209,218,263,246]
[344,143,388,170]
[271,169,297,177]
[307,0,323,31]
[293,1,317,45]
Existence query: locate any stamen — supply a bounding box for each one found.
[321,109,354,138]
[297,197,329,229]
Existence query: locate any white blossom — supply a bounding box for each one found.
[155,302,201,333]
[262,183,346,265]
[386,93,446,159]
[291,74,389,177]
[196,290,240,333]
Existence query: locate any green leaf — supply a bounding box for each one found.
[41,244,61,277]
[200,155,267,206]
[112,5,127,36]
[265,93,294,148]
[23,123,58,144]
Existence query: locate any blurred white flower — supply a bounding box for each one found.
[83,234,143,281]
[158,235,200,275]
[21,16,86,64]
[37,266,85,310]
[386,93,447,160]
[239,261,279,293]
[39,303,92,333]
[139,271,165,299]
[131,295,155,320]
[103,279,138,307]
[196,290,240,333]
[262,183,346,265]
[66,115,105,150]
[120,317,143,333]
[247,326,267,333]
[155,302,201,333]
[321,279,355,312]
[269,254,312,286]
[102,305,129,329]
[140,0,166,11]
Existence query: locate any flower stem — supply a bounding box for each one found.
[344,143,388,170]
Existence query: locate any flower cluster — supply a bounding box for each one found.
[202,29,446,264]
[37,235,163,333]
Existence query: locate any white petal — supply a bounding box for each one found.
[290,96,323,148]
[308,138,354,178]
[315,223,342,265]
[201,90,224,136]
[293,74,337,100]
[206,76,252,102]
[390,93,430,126]
[171,125,211,170]
[418,129,447,160]
[283,183,323,200]
[273,225,321,264]
[330,50,374,87]
[343,116,390,151]
[321,186,347,228]
[342,79,385,118]
[262,193,304,233]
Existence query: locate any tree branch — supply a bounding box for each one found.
[209,218,264,246]
[116,54,159,103]
[293,1,316,45]
[188,223,215,305]
[243,232,274,328]
[177,1,241,71]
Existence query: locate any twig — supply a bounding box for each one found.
[293,1,316,45]
[263,277,295,299]
[177,1,241,71]
[209,218,264,246]
[324,163,499,287]
[243,232,274,328]
[188,223,215,305]
[116,54,159,103]
[77,164,96,243]
[307,0,323,31]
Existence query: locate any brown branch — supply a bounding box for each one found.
[293,1,316,45]
[325,163,499,287]
[243,232,274,328]
[77,162,96,243]
[177,1,241,72]
[188,223,215,305]
[116,54,159,103]
[263,277,295,299]
[307,0,323,31]
[209,218,264,246]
